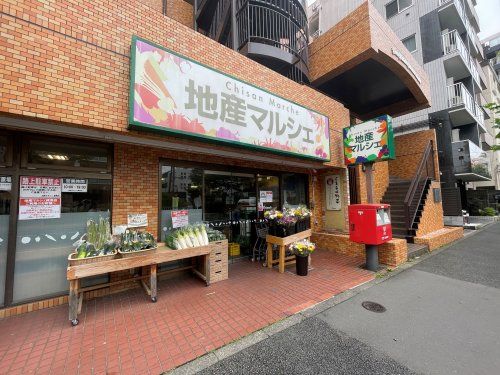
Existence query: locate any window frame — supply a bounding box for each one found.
[0,134,13,167]
[402,34,417,53]
[385,0,414,20]
[21,135,113,173]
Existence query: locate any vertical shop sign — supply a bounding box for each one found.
[19,176,61,220]
[0,176,11,191]
[325,175,341,211]
[171,210,189,228]
[62,178,88,193]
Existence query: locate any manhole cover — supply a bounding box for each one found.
[361,301,386,313]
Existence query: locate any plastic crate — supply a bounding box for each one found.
[228,242,240,257]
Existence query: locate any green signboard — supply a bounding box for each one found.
[343,115,395,165]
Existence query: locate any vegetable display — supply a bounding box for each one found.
[120,229,157,253]
[165,224,225,250]
[75,217,116,259]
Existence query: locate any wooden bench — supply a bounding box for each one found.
[66,244,212,326]
[266,229,312,273]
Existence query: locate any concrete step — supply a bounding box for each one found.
[407,243,429,259]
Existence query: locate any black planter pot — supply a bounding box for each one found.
[296,255,309,276]
[295,218,311,233]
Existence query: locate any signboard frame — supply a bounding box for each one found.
[128,35,331,162]
[325,175,342,211]
[343,115,395,166]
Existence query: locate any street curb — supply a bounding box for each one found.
[165,226,489,375]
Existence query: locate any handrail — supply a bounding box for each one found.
[403,141,435,232]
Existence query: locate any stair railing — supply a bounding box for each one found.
[403,141,435,232]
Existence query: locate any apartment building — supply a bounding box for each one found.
[309,0,494,217]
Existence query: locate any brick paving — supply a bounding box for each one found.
[0,250,373,374]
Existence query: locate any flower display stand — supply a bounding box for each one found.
[266,229,312,273]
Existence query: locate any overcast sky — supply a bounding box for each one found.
[476,0,500,40]
[306,0,500,40]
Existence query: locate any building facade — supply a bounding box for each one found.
[309,0,495,217]
[0,0,433,313]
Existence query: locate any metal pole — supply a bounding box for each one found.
[364,162,379,271]
[365,244,379,272]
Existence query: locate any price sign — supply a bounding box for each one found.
[171,210,189,228]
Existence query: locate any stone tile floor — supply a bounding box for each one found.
[0,250,373,374]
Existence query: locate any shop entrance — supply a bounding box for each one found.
[204,171,257,261]
[159,160,308,263]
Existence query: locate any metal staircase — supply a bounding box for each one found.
[382,141,435,242]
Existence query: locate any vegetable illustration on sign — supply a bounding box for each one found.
[343,115,395,165]
[129,36,331,161]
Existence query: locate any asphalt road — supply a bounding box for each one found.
[196,222,500,375]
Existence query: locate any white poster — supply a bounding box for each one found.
[0,176,11,191]
[127,213,148,228]
[325,175,342,211]
[19,176,61,220]
[259,191,273,203]
[62,178,88,193]
[171,210,189,229]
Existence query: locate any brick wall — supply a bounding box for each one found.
[311,232,407,268]
[389,129,440,181]
[416,181,445,236]
[166,0,194,28]
[0,0,348,169]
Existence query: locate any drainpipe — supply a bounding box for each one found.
[163,0,167,16]
[231,0,238,51]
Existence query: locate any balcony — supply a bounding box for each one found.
[442,30,480,87]
[452,139,492,181]
[438,0,479,56]
[446,83,485,130]
[481,132,495,150]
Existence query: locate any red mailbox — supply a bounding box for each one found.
[348,204,392,245]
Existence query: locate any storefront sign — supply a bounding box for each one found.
[171,210,189,228]
[343,115,395,165]
[259,191,273,203]
[62,178,88,193]
[325,175,341,211]
[19,176,61,220]
[127,213,148,228]
[129,36,331,161]
[0,176,11,191]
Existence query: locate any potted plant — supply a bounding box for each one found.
[289,239,316,276]
[276,214,297,237]
[264,209,283,236]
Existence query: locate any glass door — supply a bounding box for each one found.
[257,174,280,218]
[204,171,256,261]
[0,176,11,307]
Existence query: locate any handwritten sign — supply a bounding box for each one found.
[171,210,189,228]
[127,213,148,228]
[19,176,61,220]
[325,175,341,211]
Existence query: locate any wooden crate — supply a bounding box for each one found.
[117,247,156,258]
[209,240,228,283]
[68,251,117,266]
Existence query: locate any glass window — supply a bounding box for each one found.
[0,177,11,307]
[160,166,204,241]
[385,0,398,18]
[25,138,110,171]
[282,173,308,207]
[0,135,13,167]
[386,0,412,19]
[13,178,111,303]
[402,34,417,53]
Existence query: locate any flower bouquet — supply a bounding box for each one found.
[289,239,316,276]
[292,205,311,233]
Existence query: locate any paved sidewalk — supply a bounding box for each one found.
[192,223,500,375]
[0,250,372,374]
